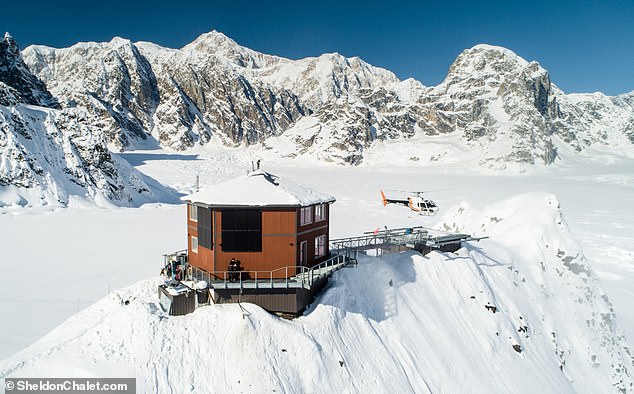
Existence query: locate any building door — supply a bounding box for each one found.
[299,241,308,266]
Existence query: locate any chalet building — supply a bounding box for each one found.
[181,170,336,281]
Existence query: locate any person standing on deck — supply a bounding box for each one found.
[228,258,237,282]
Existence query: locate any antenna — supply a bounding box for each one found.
[251,161,255,171]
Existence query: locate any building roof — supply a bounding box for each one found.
[181,170,336,207]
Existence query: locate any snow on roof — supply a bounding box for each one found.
[181,170,335,207]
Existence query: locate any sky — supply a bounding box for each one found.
[1,0,633,95]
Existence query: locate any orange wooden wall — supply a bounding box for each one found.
[187,204,331,279]
[187,205,214,273]
[213,209,297,278]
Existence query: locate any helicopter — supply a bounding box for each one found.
[380,190,439,215]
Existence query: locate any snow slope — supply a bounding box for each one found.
[1,193,631,393]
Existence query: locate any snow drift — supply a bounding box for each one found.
[1,193,632,393]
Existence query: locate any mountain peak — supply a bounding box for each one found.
[108,36,134,50]
[0,33,58,108]
[462,44,529,67]
[445,43,538,83]
[181,29,281,69]
[1,31,19,57]
[186,30,241,51]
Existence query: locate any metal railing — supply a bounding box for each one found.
[329,226,431,254]
[167,226,485,292]
[163,249,187,265]
[189,253,351,290]
[329,226,488,256]
[299,254,348,286]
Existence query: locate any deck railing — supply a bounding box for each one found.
[189,253,350,290]
[166,226,484,291]
[329,226,431,254]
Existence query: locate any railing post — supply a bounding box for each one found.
[285,266,288,288]
[270,271,273,289]
[255,271,258,289]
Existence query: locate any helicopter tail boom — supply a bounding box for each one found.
[380,190,410,207]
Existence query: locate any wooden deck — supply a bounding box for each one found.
[190,254,353,291]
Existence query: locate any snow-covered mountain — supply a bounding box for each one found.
[21,31,634,167]
[1,193,631,392]
[0,34,173,207]
[0,32,58,108]
[0,104,170,207]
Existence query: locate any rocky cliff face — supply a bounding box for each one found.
[24,34,309,151]
[0,33,58,108]
[0,105,161,207]
[410,45,565,166]
[0,33,168,207]
[18,31,634,167]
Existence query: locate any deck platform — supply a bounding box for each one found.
[190,254,353,291]
[330,226,486,256]
[163,226,485,315]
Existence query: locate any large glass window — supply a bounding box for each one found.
[221,209,262,252]
[197,207,213,250]
[315,235,326,258]
[300,206,313,226]
[315,204,326,222]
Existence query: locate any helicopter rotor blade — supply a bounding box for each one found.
[384,188,453,194]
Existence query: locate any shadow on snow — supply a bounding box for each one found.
[117,152,201,167]
[306,251,418,322]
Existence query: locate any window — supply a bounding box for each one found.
[315,235,326,258]
[191,236,198,253]
[300,206,313,226]
[197,207,213,250]
[315,204,326,222]
[299,241,307,266]
[221,209,262,252]
[189,204,198,222]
